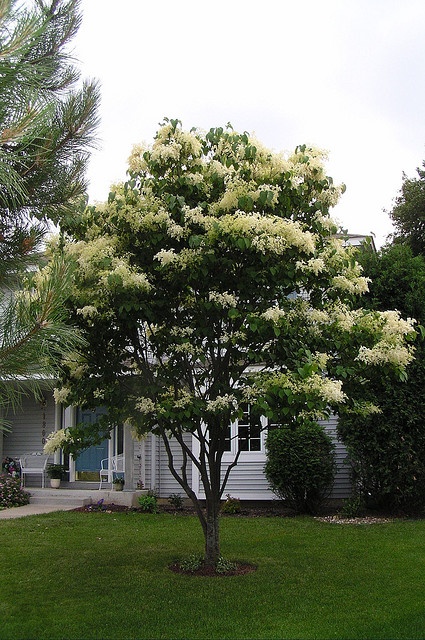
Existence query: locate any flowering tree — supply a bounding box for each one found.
[56,120,416,567]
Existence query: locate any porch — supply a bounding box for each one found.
[27,484,148,508]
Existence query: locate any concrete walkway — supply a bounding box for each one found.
[0,503,79,520]
[0,486,145,519]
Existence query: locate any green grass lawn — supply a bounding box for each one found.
[1,511,425,640]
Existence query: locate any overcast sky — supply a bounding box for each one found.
[73,0,425,248]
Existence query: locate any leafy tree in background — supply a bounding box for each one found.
[388,163,425,256]
[338,243,425,512]
[0,0,99,425]
[54,120,416,567]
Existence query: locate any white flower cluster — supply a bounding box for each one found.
[380,311,416,338]
[166,220,185,240]
[241,385,260,403]
[169,326,195,338]
[312,352,329,369]
[316,184,344,208]
[351,401,382,416]
[215,212,315,256]
[127,143,148,174]
[288,145,329,178]
[221,329,247,344]
[62,353,87,380]
[171,390,194,410]
[170,342,199,356]
[209,291,238,308]
[154,247,203,272]
[328,305,359,331]
[154,248,177,266]
[265,370,346,407]
[150,140,181,163]
[67,237,151,297]
[306,308,330,325]
[101,258,151,291]
[357,343,414,368]
[332,274,370,295]
[206,394,238,414]
[53,387,70,405]
[313,377,346,404]
[296,257,326,275]
[135,397,156,415]
[286,146,344,208]
[262,307,286,323]
[68,236,116,278]
[149,126,203,166]
[43,428,73,454]
[76,305,98,319]
[182,205,212,228]
[312,211,339,233]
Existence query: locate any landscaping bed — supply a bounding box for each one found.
[73,500,402,523]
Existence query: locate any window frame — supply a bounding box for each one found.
[223,404,268,462]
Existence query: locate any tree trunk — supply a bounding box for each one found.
[204,495,220,566]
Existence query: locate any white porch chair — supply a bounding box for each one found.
[99,454,124,489]
[19,452,49,488]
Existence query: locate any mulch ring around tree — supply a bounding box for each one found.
[168,560,257,577]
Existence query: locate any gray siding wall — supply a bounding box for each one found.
[3,392,55,459]
[132,436,152,490]
[3,391,55,486]
[322,416,352,499]
[192,416,352,501]
[155,433,192,497]
[220,460,275,499]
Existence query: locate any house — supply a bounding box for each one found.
[1,389,352,501]
[1,235,372,501]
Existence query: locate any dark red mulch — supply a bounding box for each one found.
[169,560,257,577]
[72,502,403,520]
[73,503,296,517]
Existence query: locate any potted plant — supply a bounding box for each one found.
[46,463,67,489]
[2,457,20,478]
[112,476,125,491]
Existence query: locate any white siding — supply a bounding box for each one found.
[3,391,55,486]
[132,433,192,497]
[191,416,352,502]
[322,416,352,499]
[3,391,56,459]
[219,460,275,500]
[156,433,192,498]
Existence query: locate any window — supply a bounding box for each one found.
[237,404,261,451]
[223,404,264,454]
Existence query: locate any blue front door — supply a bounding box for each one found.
[75,408,109,480]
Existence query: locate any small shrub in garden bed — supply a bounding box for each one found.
[138,494,158,513]
[168,493,184,510]
[0,474,30,509]
[221,494,242,514]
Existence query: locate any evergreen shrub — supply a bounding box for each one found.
[338,393,425,515]
[265,423,336,514]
